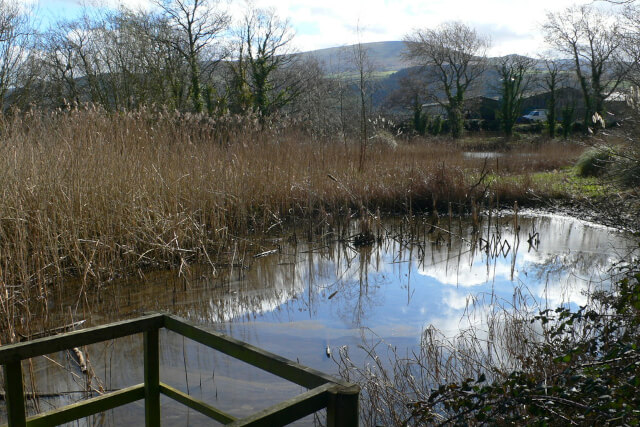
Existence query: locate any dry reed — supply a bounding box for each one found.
[0,107,584,343]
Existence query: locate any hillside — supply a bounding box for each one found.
[298,42,586,116]
[298,40,413,74]
[296,41,548,108]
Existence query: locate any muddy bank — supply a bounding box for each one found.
[541,194,640,233]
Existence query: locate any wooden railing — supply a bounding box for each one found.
[0,313,359,426]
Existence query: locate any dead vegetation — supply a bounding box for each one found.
[0,106,585,343]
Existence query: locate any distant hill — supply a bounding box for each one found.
[298,41,557,76]
[293,41,604,118]
[298,41,413,74]
[294,42,548,105]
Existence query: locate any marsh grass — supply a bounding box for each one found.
[0,107,584,343]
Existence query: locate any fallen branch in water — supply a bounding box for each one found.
[17,320,86,341]
[0,389,123,401]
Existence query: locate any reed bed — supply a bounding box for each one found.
[0,107,584,343]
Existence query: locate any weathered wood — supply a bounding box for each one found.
[0,314,165,364]
[3,360,26,427]
[0,313,359,427]
[0,389,124,400]
[226,383,335,427]
[327,384,360,427]
[17,320,86,341]
[144,329,160,427]
[25,384,145,427]
[159,383,236,424]
[164,315,349,389]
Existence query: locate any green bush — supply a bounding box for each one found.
[561,106,575,139]
[576,146,615,177]
[414,109,428,135]
[429,116,443,136]
[571,121,584,134]
[481,119,501,132]
[464,119,482,132]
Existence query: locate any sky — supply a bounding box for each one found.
[33,0,608,56]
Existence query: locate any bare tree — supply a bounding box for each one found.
[544,5,627,130]
[496,55,536,138]
[37,7,192,111]
[384,68,430,134]
[284,57,337,132]
[153,0,230,112]
[323,54,359,142]
[0,0,34,108]
[403,22,489,139]
[539,55,571,138]
[39,16,101,107]
[98,8,190,110]
[39,10,125,109]
[350,26,375,171]
[620,4,640,88]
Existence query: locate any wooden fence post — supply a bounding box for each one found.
[4,360,26,427]
[327,384,359,427]
[144,329,160,426]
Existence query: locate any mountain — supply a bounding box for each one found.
[298,41,413,74]
[294,41,543,105]
[296,42,584,114]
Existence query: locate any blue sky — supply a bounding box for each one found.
[33,0,603,56]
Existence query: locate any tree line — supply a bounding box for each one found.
[2,0,640,139]
[402,3,640,138]
[0,0,338,127]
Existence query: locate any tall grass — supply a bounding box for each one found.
[0,107,584,343]
[336,286,548,426]
[335,258,640,425]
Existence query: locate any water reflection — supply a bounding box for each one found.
[1,213,637,425]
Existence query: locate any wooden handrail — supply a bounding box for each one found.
[0,313,359,427]
[0,314,165,364]
[163,314,353,389]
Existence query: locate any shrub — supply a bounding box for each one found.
[615,154,640,187]
[428,116,443,136]
[464,119,482,132]
[561,106,575,139]
[576,146,615,177]
[414,110,428,135]
[481,119,501,132]
[571,121,584,134]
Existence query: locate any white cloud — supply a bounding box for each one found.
[241,0,599,55]
[37,0,618,55]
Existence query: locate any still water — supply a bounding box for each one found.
[1,212,638,425]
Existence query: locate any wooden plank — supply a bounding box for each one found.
[159,383,237,424]
[226,383,335,427]
[327,384,360,427]
[25,384,145,427]
[144,329,160,427]
[1,313,359,427]
[164,315,350,389]
[3,360,26,427]
[0,314,165,364]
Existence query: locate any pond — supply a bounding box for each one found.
[1,212,638,425]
